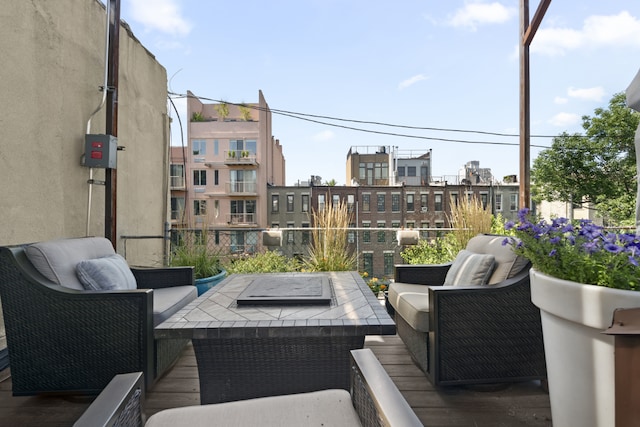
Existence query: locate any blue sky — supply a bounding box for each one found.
[121,1,640,186]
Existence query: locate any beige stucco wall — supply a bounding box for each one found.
[0,0,170,266]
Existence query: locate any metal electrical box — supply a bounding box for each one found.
[84,134,117,168]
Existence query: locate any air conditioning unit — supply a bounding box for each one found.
[421,207,428,213]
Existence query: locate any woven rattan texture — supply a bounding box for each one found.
[433,279,547,384]
[194,335,364,404]
[114,387,143,427]
[351,363,384,427]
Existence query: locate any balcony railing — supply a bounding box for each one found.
[227,213,256,225]
[226,181,257,195]
[170,176,185,189]
[224,150,257,165]
[168,227,452,280]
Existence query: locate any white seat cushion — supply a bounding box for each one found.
[145,389,362,427]
[388,282,430,332]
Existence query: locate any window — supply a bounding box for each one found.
[229,169,257,193]
[287,195,294,212]
[421,193,428,212]
[397,166,405,177]
[377,221,386,243]
[214,200,219,218]
[391,194,400,212]
[193,170,206,186]
[192,140,206,156]
[230,200,256,224]
[495,194,502,211]
[193,199,206,216]
[406,221,415,229]
[377,194,385,212]
[318,194,326,212]
[362,194,370,212]
[301,194,309,213]
[363,252,373,277]
[302,223,310,244]
[229,139,257,156]
[374,162,388,180]
[348,223,355,243]
[332,194,340,206]
[287,223,294,245]
[213,139,219,155]
[359,163,366,179]
[450,192,459,207]
[407,166,416,177]
[391,221,400,243]
[170,164,184,188]
[347,194,355,213]
[271,194,279,213]
[214,170,219,186]
[384,252,394,276]
[420,221,429,239]
[434,193,443,211]
[407,193,414,212]
[362,222,371,243]
[480,192,489,209]
[510,193,519,211]
[171,196,184,220]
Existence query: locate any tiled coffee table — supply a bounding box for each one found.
[155,271,396,404]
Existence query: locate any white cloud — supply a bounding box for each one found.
[532,11,640,56]
[554,96,568,105]
[549,112,581,127]
[398,74,429,90]
[130,0,192,36]
[313,130,335,141]
[567,86,605,102]
[447,2,516,31]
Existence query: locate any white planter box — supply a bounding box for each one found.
[530,269,640,427]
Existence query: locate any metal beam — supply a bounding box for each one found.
[519,0,551,209]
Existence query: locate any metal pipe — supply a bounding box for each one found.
[85,0,112,236]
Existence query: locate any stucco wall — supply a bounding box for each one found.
[0,0,169,266]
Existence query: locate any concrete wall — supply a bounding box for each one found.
[0,0,170,266]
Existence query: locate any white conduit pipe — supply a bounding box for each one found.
[85,1,111,236]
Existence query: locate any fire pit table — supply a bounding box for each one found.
[154,271,396,404]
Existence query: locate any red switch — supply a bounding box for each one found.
[91,151,103,159]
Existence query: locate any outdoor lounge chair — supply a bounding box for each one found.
[74,348,423,427]
[388,234,547,386]
[0,237,197,395]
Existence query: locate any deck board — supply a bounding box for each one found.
[0,335,552,426]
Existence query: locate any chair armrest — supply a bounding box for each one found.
[394,263,451,285]
[74,372,145,427]
[131,266,194,289]
[350,349,423,427]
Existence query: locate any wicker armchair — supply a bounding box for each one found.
[74,349,423,427]
[0,239,196,396]
[389,234,547,386]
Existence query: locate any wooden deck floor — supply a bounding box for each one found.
[0,335,552,426]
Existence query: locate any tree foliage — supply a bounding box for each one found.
[532,92,640,225]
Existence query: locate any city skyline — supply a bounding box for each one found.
[122,1,640,185]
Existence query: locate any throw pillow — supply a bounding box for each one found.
[76,254,137,291]
[444,250,496,286]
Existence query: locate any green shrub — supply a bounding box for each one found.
[224,250,301,274]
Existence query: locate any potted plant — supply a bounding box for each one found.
[170,236,226,296]
[504,208,640,427]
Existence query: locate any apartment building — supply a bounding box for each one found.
[267,180,521,279]
[170,90,285,254]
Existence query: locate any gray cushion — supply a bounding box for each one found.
[388,282,430,332]
[465,234,529,284]
[443,250,496,286]
[145,389,362,427]
[153,286,197,326]
[26,237,116,290]
[76,254,137,291]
